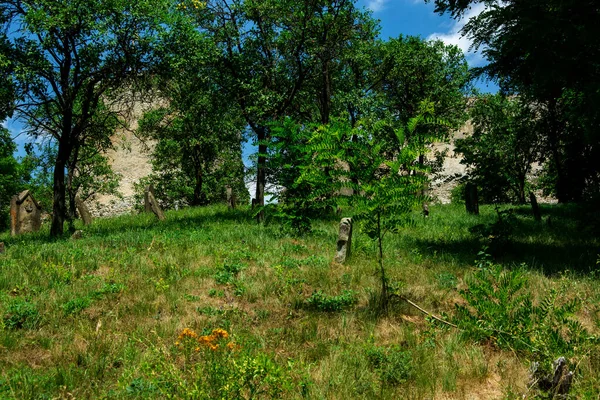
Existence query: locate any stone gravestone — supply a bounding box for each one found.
[146,190,166,221]
[75,197,93,226]
[144,184,155,213]
[226,186,237,209]
[334,218,353,264]
[529,191,541,222]
[10,190,42,236]
[422,203,430,218]
[465,183,479,215]
[0,242,5,254]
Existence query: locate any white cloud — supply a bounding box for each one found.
[428,3,487,66]
[367,0,388,13]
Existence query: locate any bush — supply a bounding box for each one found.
[304,290,358,312]
[2,300,41,330]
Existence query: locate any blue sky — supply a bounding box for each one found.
[6,0,496,159]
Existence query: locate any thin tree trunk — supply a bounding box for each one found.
[377,211,388,312]
[193,165,203,206]
[51,137,72,237]
[256,126,267,223]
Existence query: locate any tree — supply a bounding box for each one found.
[1,0,171,236]
[455,94,543,203]
[136,17,248,209]
[0,128,21,230]
[427,0,600,202]
[377,36,470,161]
[192,0,378,221]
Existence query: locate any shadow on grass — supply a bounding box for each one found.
[413,203,600,275]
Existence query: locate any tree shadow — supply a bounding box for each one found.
[413,204,600,275]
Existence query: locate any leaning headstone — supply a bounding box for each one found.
[226,186,237,209]
[0,242,5,254]
[10,190,42,236]
[529,191,541,222]
[529,357,573,398]
[75,197,93,226]
[146,191,166,221]
[465,183,479,215]
[144,184,155,213]
[334,218,353,264]
[422,203,430,218]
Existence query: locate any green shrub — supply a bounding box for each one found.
[3,300,41,330]
[365,344,413,386]
[453,260,592,360]
[304,290,358,312]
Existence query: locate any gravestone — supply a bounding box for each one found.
[422,203,430,218]
[144,184,156,213]
[146,191,166,221]
[529,191,541,222]
[71,230,84,240]
[465,183,479,215]
[75,197,93,226]
[0,242,5,254]
[226,186,237,209]
[334,218,353,264]
[10,190,42,236]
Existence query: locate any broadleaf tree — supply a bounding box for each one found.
[1,0,172,236]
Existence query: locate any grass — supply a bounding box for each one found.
[0,203,599,399]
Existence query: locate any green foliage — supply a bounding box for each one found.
[2,300,41,330]
[429,0,600,202]
[455,94,542,204]
[214,261,245,285]
[454,258,593,360]
[61,297,91,316]
[1,0,173,235]
[0,128,21,230]
[304,290,358,312]
[365,344,413,386]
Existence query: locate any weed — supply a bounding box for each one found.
[62,297,92,316]
[304,290,358,312]
[2,300,41,330]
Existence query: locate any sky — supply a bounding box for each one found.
[6,0,497,160]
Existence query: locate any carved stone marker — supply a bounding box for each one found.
[146,191,165,221]
[529,191,541,222]
[529,357,573,398]
[0,242,5,254]
[465,183,479,215]
[226,186,237,209]
[144,184,156,213]
[10,190,42,236]
[71,230,84,240]
[75,197,93,226]
[334,218,353,264]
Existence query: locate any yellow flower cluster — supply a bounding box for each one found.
[176,328,238,352]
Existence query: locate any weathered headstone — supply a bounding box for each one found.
[75,197,93,226]
[529,191,541,222]
[465,183,479,215]
[10,190,42,236]
[144,184,155,213]
[226,186,237,209]
[529,357,573,398]
[71,230,84,240]
[334,218,353,264]
[146,191,166,221]
[0,242,5,254]
[422,203,430,218]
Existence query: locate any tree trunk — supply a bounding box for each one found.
[255,126,267,223]
[546,99,568,203]
[193,165,204,206]
[51,137,72,237]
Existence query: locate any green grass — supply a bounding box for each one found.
[0,203,599,399]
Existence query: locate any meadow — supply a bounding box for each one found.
[0,203,599,399]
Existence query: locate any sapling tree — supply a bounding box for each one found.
[278,109,442,311]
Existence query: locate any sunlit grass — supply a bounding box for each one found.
[0,203,598,398]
